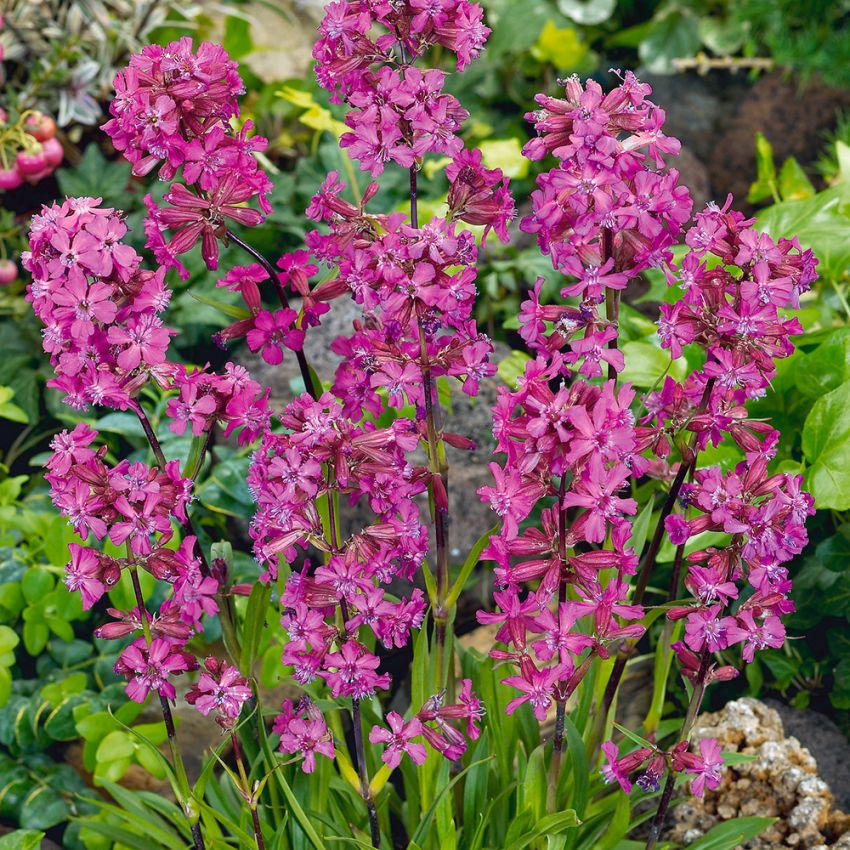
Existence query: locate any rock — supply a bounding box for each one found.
[675,145,712,212]
[707,74,850,211]
[667,698,850,848]
[764,699,850,812]
[641,73,743,163]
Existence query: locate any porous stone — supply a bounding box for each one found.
[668,698,850,848]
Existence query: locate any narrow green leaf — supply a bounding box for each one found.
[240,583,272,677]
[445,526,496,608]
[687,816,776,850]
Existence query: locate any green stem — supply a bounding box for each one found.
[128,566,203,848]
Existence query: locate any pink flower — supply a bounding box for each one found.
[114,637,197,702]
[369,712,428,769]
[672,738,724,798]
[186,657,252,728]
[64,544,108,609]
[274,698,335,773]
[683,605,737,653]
[160,174,265,270]
[246,309,304,364]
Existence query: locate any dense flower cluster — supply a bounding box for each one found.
[648,198,817,668]
[313,0,490,104]
[480,72,815,797]
[520,73,691,376]
[25,191,261,718]
[103,37,271,273]
[264,0,509,774]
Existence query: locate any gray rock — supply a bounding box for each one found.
[765,699,850,812]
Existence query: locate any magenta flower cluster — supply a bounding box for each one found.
[23,0,818,834]
[251,0,511,772]
[478,72,816,796]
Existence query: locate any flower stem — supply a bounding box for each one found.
[644,650,711,850]
[352,698,381,848]
[231,730,266,850]
[338,595,380,847]
[128,566,204,849]
[224,228,319,400]
[132,403,242,664]
[409,163,453,691]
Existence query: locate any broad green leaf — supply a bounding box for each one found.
[801,380,850,508]
[793,331,850,399]
[0,830,45,850]
[0,625,19,656]
[56,144,131,206]
[21,567,53,603]
[778,157,815,201]
[222,15,253,60]
[619,341,687,388]
[698,16,746,55]
[19,785,70,830]
[758,186,850,281]
[557,0,615,25]
[479,138,529,180]
[531,21,593,72]
[687,816,776,849]
[638,7,700,74]
[498,350,531,387]
[815,525,850,572]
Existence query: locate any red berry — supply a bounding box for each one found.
[24,112,56,142]
[42,137,63,167]
[16,147,47,175]
[24,165,53,185]
[0,260,17,285]
[0,168,22,191]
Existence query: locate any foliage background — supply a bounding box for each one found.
[2,0,850,845]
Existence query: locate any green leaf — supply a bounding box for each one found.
[19,785,70,830]
[531,22,593,73]
[639,7,700,74]
[757,186,850,281]
[409,757,494,848]
[240,582,272,677]
[778,157,815,202]
[802,380,850,509]
[619,341,686,388]
[0,830,46,850]
[497,350,530,387]
[0,625,19,656]
[223,15,253,60]
[557,0,615,24]
[815,525,850,572]
[687,816,776,849]
[612,723,656,752]
[189,291,252,320]
[628,500,654,559]
[56,144,131,206]
[479,139,529,180]
[21,567,53,603]
[793,331,850,400]
[445,526,496,608]
[748,132,778,204]
[698,16,747,55]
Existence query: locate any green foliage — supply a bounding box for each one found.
[56,144,133,208]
